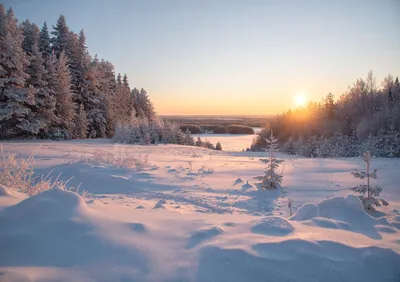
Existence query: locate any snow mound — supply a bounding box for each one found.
[186,226,223,249]
[0,188,148,269]
[251,217,294,236]
[0,184,12,197]
[292,195,373,224]
[317,195,373,224]
[290,203,319,221]
[197,239,400,282]
[0,187,87,222]
[0,271,32,282]
[303,218,351,230]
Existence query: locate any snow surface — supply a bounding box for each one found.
[0,139,400,281]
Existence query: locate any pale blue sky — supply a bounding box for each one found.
[5,0,400,115]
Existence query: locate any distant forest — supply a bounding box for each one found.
[252,71,400,157]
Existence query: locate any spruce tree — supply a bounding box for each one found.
[39,21,52,59]
[114,73,133,124]
[26,41,56,136]
[21,19,39,55]
[254,131,284,189]
[133,88,155,120]
[98,59,116,137]
[183,129,194,145]
[0,5,36,138]
[51,15,71,58]
[349,151,388,210]
[47,51,75,138]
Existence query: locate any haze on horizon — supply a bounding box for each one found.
[5,0,400,115]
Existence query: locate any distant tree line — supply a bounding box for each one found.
[251,71,400,157]
[0,5,171,142]
[180,124,254,134]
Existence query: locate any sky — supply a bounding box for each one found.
[4,0,400,115]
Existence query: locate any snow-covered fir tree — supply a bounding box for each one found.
[349,151,389,210]
[183,129,194,146]
[133,87,156,121]
[97,59,117,138]
[254,131,284,189]
[0,5,193,145]
[25,40,56,136]
[39,21,52,59]
[21,19,39,55]
[51,15,71,58]
[114,73,133,125]
[0,5,36,138]
[47,51,76,139]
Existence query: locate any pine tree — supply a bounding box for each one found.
[0,5,36,138]
[39,21,52,59]
[254,131,284,189]
[349,151,388,210]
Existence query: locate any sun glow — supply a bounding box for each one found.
[294,93,307,107]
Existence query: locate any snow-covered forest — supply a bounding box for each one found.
[1,2,400,281]
[0,5,191,145]
[251,71,400,157]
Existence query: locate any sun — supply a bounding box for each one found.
[294,93,307,107]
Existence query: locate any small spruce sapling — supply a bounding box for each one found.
[288,198,293,216]
[254,131,284,189]
[215,141,222,151]
[349,151,389,210]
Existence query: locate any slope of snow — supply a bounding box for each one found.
[0,139,400,281]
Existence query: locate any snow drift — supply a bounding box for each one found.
[0,188,148,273]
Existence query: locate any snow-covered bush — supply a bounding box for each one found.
[201,140,215,150]
[0,145,81,196]
[113,118,190,145]
[183,129,195,146]
[215,141,222,151]
[79,150,154,171]
[254,131,284,189]
[193,137,218,150]
[349,151,389,210]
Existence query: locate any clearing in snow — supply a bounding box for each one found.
[0,139,399,282]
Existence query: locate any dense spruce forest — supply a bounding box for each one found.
[0,5,193,145]
[252,71,400,157]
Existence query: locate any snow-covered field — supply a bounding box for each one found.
[1,139,400,282]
